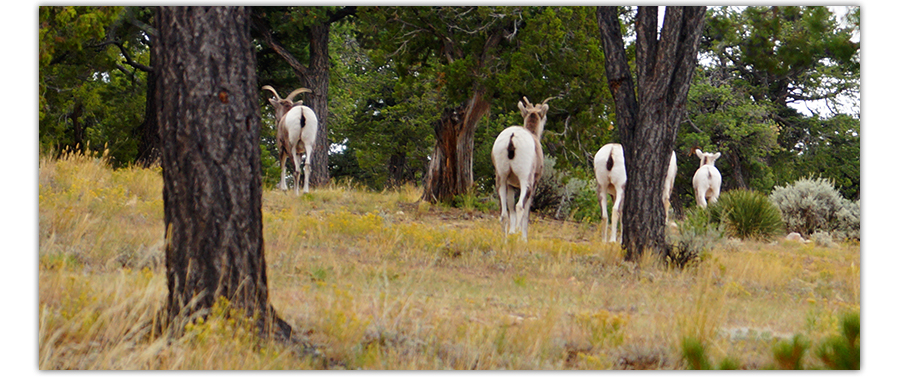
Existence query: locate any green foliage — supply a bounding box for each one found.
[769,178,859,240]
[816,312,860,370]
[681,336,711,370]
[531,156,568,216]
[562,169,605,224]
[772,335,809,370]
[709,190,783,240]
[39,6,152,166]
[528,156,604,222]
[667,206,724,267]
[681,336,740,370]
[678,69,780,194]
[696,6,860,202]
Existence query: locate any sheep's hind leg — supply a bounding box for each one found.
[292,149,302,196]
[303,141,314,193]
[496,176,510,236]
[506,186,519,235]
[278,154,289,191]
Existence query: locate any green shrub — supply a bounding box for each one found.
[772,335,809,370]
[564,175,604,223]
[835,198,860,241]
[681,336,712,370]
[769,178,859,241]
[681,336,742,370]
[710,189,783,240]
[531,156,568,216]
[667,206,725,267]
[816,312,860,370]
[530,156,604,222]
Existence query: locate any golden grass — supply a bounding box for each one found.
[38,152,861,369]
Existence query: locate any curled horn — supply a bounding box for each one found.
[541,96,555,105]
[261,85,282,100]
[285,88,313,102]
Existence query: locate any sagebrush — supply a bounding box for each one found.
[769,178,859,241]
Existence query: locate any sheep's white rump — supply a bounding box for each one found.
[692,149,722,208]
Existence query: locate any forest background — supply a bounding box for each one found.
[12,1,900,378]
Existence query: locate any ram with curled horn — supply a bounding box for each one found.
[490,96,552,241]
[262,85,318,194]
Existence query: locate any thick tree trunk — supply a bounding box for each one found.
[598,6,706,261]
[155,6,290,339]
[69,102,84,153]
[135,50,160,167]
[305,23,331,187]
[388,152,407,188]
[421,89,491,203]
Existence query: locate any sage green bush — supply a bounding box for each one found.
[769,178,859,241]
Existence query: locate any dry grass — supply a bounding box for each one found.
[38,152,860,369]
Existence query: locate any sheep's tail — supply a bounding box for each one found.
[300,112,307,129]
[507,133,516,160]
[606,154,614,171]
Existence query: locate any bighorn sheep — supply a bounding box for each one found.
[692,148,722,208]
[491,97,551,241]
[262,85,318,195]
[594,144,677,242]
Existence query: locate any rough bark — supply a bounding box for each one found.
[598,6,706,261]
[305,23,331,187]
[155,6,290,339]
[421,89,491,203]
[135,49,160,167]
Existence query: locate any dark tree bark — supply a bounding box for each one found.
[421,89,491,203]
[597,6,706,261]
[155,6,291,339]
[135,49,160,167]
[69,102,85,152]
[304,23,331,187]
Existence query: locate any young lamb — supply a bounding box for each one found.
[262,85,319,195]
[491,97,551,241]
[691,148,722,208]
[594,145,677,242]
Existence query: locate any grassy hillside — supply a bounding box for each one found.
[38,152,860,369]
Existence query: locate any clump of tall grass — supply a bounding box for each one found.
[710,189,783,240]
[667,206,724,267]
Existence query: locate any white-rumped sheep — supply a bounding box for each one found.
[262,85,319,195]
[593,143,626,243]
[692,148,722,208]
[491,97,551,241]
[594,145,677,242]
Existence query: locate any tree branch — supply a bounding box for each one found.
[327,6,357,24]
[251,12,309,79]
[94,40,153,72]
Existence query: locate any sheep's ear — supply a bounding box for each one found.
[713,152,721,160]
[695,149,703,159]
[518,100,527,116]
[540,103,549,114]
